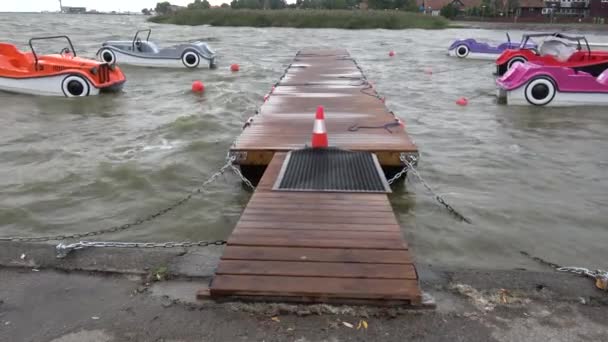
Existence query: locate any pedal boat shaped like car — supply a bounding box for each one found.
[496,62,608,106]
[97,29,216,69]
[448,34,535,60]
[495,33,608,77]
[0,36,125,97]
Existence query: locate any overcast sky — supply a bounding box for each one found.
[0,0,232,12]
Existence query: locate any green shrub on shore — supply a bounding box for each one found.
[149,9,448,29]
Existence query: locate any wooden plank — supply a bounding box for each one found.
[210,275,421,301]
[221,246,413,264]
[227,235,408,249]
[236,214,398,225]
[251,191,389,201]
[247,196,391,206]
[244,203,394,212]
[231,229,404,241]
[235,221,401,232]
[242,208,396,219]
[216,260,417,279]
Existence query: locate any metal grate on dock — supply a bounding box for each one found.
[274,148,390,193]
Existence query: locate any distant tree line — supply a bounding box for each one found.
[188,0,212,9]
[151,0,420,13]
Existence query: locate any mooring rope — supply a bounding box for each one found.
[348,121,401,133]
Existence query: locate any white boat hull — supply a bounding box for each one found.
[0,74,100,97]
[447,49,498,61]
[106,49,213,69]
[500,85,608,106]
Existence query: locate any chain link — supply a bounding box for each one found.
[0,157,237,243]
[398,154,472,224]
[520,251,607,291]
[519,251,561,269]
[56,240,227,258]
[231,165,256,190]
[387,157,412,185]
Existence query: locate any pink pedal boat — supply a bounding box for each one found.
[496,62,608,106]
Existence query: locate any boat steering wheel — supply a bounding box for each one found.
[135,38,143,52]
[60,47,72,56]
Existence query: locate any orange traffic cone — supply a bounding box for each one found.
[311,106,328,148]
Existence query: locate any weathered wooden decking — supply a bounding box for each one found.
[208,49,422,306]
[231,49,418,167]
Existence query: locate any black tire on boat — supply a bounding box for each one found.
[181,50,200,69]
[99,48,116,65]
[61,75,90,97]
[455,44,469,58]
[507,56,527,70]
[524,76,556,106]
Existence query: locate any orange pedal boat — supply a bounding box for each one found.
[0,36,126,97]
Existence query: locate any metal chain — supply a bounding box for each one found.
[519,251,561,269]
[399,154,473,224]
[0,157,237,243]
[520,251,608,291]
[387,159,412,186]
[56,240,227,258]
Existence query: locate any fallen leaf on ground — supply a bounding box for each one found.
[342,321,354,328]
[356,320,368,330]
[271,316,280,322]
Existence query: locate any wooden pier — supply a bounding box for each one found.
[207,49,422,306]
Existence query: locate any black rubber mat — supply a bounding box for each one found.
[273,148,390,193]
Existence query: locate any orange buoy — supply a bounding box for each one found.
[456,97,468,106]
[230,64,240,72]
[191,81,204,93]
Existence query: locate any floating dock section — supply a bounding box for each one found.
[208,49,422,306]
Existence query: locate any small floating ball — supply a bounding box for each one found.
[424,67,433,75]
[230,64,240,72]
[191,81,205,93]
[456,97,468,106]
[389,51,395,57]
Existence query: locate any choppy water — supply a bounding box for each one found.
[1,13,606,271]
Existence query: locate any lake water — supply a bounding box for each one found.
[0,13,606,271]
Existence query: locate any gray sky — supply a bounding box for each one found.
[0,0,230,12]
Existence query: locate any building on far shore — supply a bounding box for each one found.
[516,0,545,17]
[417,0,482,16]
[590,0,608,17]
[61,6,87,14]
[417,0,608,19]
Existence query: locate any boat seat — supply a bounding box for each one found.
[138,41,160,54]
[540,40,576,62]
[0,43,30,69]
[597,69,608,86]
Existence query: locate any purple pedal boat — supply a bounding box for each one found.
[496,62,608,106]
[448,33,535,60]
